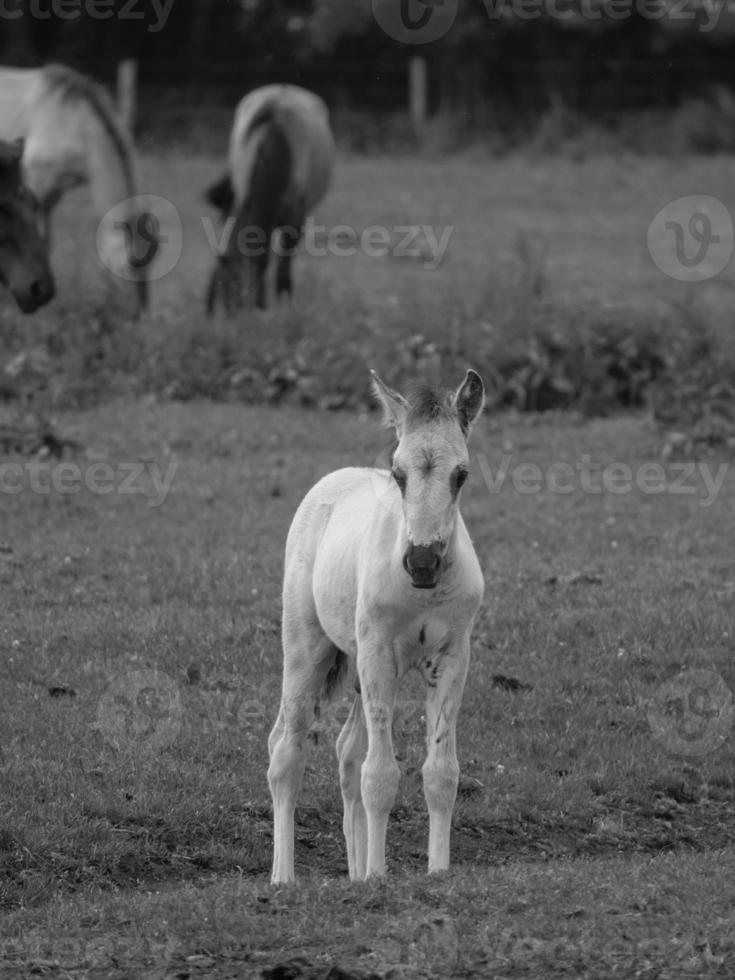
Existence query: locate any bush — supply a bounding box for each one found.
[3,275,732,448]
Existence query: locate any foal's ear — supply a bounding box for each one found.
[370,370,409,431]
[453,369,485,436]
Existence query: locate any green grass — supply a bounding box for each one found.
[2,149,735,976]
[1,399,735,977]
[4,851,735,978]
[3,151,735,417]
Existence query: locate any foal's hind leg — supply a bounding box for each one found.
[336,689,368,879]
[268,627,340,884]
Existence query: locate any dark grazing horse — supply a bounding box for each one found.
[0,138,54,313]
[205,84,334,315]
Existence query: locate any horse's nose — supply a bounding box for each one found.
[403,542,443,589]
[14,273,54,313]
[30,275,54,305]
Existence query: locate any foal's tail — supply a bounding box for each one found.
[324,646,349,701]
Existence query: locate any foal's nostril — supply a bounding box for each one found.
[31,277,54,302]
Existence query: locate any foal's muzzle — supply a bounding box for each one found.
[403,541,444,589]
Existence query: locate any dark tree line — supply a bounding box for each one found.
[1,0,734,126]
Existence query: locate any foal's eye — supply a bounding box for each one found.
[391,467,407,494]
[451,466,468,493]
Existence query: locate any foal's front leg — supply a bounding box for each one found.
[422,633,471,872]
[358,643,400,877]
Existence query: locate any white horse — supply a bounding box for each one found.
[0,63,156,314]
[205,84,334,314]
[268,369,486,883]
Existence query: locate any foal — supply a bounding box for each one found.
[268,369,485,883]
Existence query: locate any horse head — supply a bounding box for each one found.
[372,369,485,590]
[0,139,54,313]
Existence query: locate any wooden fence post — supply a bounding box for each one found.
[117,59,138,137]
[409,56,427,137]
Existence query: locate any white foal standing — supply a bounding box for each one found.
[268,369,486,883]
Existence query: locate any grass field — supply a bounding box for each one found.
[4,149,735,416]
[2,149,735,978]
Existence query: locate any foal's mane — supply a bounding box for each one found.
[404,383,455,428]
[41,63,134,192]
